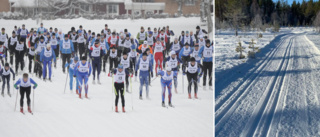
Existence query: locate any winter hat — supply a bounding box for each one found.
[156,37,160,41]
[126,34,130,38]
[97,34,101,37]
[12,31,15,34]
[95,39,100,44]
[105,24,108,27]
[148,31,153,35]
[5,63,9,67]
[185,43,190,46]
[166,66,172,71]
[1,28,4,30]
[112,32,116,35]
[79,25,83,28]
[143,41,148,45]
[64,34,68,38]
[23,73,28,78]
[186,31,189,34]
[40,36,45,40]
[199,35,203,39]
[190,57,196,62]
[170,51,176,55]
[206,40,211,44]
[74,56,79,61]
[81,56,86,60]
[196,26,200,29]
[142,52,147,56]
[46,43,51,48]
[195,44,199,47]
[118,64,124,69]
[145,48,150,52]
[22,24,25,27]
[20,38,25,42]
[124,29,128,32]
[123,52,128,55]
[52,32,55,35]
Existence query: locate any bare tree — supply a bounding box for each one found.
[43,0,96,16]
[313,11,320,32]
[223,0,247,36]
[250,14,263,31]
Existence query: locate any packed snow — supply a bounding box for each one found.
[215,27,320,136]
[0,17,213,137]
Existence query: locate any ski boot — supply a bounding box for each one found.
[203,86,206,90]
[134,76,137,82]
[108,72,111,77]
[7,92,11,97]
[92,80,95,84]
[76,89,79,94]
[162,101,165,107]
[49,78,52,82]
[169,102,173,107]
[85,93,88,99]
[20,107,24,114]
[175,88,178,93]
[115,106,118,112]
[79,94,82,99]
[194,93,198,99]
[188,93,191,99]
[209,86,213,90]
[122,107,126,113]
[43,78,46,81]
[97,79,101,84]
[1,92,4,97]
[139,95,143,100]
[28,107,32,113]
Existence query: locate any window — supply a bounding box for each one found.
[108,4,118,14]
[185,0,195,6]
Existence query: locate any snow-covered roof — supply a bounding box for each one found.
[10,0,49,8]
[125,2,165,10]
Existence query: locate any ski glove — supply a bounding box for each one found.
[14,85,18,90]
[73,75,76,77]
[33,84,38,89]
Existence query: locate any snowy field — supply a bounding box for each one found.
[0,17,213,137]
[215,27,320,136]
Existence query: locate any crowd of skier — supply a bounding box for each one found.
[0,23,213,113]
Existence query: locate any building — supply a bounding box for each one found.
[0,0,10,12]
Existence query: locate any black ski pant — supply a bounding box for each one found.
[78,43,86,59]
[62,53,71,72]
[187,72,198,94]
[9,46,15,66]
[114,83,125,107]
[15,51,24,73]
[73,42,78,57]
[28,55,34,73]
[109,57,118,72]
[102,54,108,71]
[20,86,31,108]
[2,75,10,93]
[130,57,136,76]
[181,56,190,66]
[203,61,213,86]
[34,55,42,78]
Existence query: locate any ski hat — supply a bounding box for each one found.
[199,35,203,39]
[186,31,189,34]
[156,37,160,41]
[19,38,25,42]
[97,34,101,37]
[40,36,45,39]
[40,23,43,25]
[145,48,150,52]
[181,31,184,33]
[1,28,5,30]
[190,57,196,62]
[126,34,130,38]
[118,64,123,69]
[95,39,100,44]
[92,32,95,35]
[142,52,147,56]
[5,63,9,67]
[50,27,52,29]
[52,32,55,35]
[196,26,200,29]
[81,56,86,60]
[185,43,190,46]
[204,36,208,39]
[170,51,176,55]
[166,66,172,71]
[206,40,211,44]
[112,32,116,35]
[105,24,108,27]
[46,43,51,48]
[23,73,28,78]
[195,44,199,47]
[54,28,58,31]
[124,29,128,32]
[143,41,148,44]
[22,24,25,27]
[148,31,153,35]
[79,25,83,28]
[74,56,79,61]
[64,34,68,38]
[123,52,128,55]
[12,31,15,34]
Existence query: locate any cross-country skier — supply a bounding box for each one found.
[111,64,130,113]
[74,56,92,99]
[0,28,8,47]
[89,39,105,84]
[119,52,132,92]
[146,31,155,47]
[122,34,133,53]
[129,44,138,81]
[138,41,153,54]
[0,63,15,97]
[107,46,120,76]
[198,39,213,90]
[136,52,153,99]
[101,35,109,73]
[40,44,56,81]
[14,73,37,114]
[15,38,27,75]
[108,32,118,48]
[195,26,208,41]
[165,51,182,93]
[137,27,147,45]
[0,41,7,66]
[170,37,182,57]
[153,38,165,74]
[157,66,177,107]
[76,30,87,59]
[8,31,18,65]
[17,24,29,40]
[37,23,47,34]
[28,45,35,73]
[60,34,74,73]
[65,56,80,94]
[70,30,78,56]
[180,31,194,47]
[34,36,46,78]
[179,43,193,65]
[182,57,203,99]
[49,33,59,67]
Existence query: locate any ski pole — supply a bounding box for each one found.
[111,75,114,111]
[32,88,35,112]
[14,87,19,112]
[130,75,133,110]
[63,69,69,94]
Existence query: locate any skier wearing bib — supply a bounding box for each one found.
[40,44,56,81]
[28,45,35,73]
[8,31,18,65]
[15,38,27,75]
[34,36,46,77]
[74,56,92,99]
[0,41,7,66]
[118,52,132,92]
[65,56,80,94]
[14,73,37,114]
[179,43,193,66]
[152,38,165,74]
[0,28,8,47]
[49,33,59,67]
[37,23,47,34]
[60,34,74,73]
[17,24,29,39]
[182,57,203,99]
[165,51,182,93]
[198,40,213,90]
[108,32,119,48]
[0,63,15,97]
[107,46,120,77]
[157,66,177,107]
[111,64,130,113]
[136,52,153,99]
[137,27,147,45]
[100,35,110,72]
[76,30,87,59]
[170,37,182,57]
[89,39,105,84]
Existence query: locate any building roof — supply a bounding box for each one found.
[10,0,49,8]
[125,2,165,10]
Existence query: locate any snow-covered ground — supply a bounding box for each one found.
[215,27,320,136]
[0,17,213,137]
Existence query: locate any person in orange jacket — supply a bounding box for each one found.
[138,41,153,54]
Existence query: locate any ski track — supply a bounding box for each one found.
[0,18,213,137]
[216,31,320,137]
